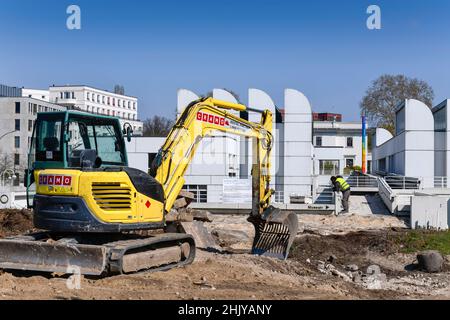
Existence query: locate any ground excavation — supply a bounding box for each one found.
[0,208,449,300]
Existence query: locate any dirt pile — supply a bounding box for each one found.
[0,209,34,237]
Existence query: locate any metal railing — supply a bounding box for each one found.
[384,175,420,190]
[344,173,378,188]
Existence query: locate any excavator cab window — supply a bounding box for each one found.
[66,115,127,168]
[35,118,64,162]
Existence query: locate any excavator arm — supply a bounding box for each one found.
[151,97,273,214]
[151,98,298,259]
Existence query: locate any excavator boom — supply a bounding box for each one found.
[151,98,298,259]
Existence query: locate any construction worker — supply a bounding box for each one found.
[330,176,351,214]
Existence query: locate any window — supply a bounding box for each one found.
[102,96,105,104]
[15,102,20,114]
[28,120,33,131]
[35,118,63,162]
[60,92,63,99]
[182,185,207,203]
[346,137,353,147]
[66,120,126,166]
[71,92,75,99]
[14,154,20,166]
[378,158,386,172]
[14,136,20,148]
[64,92,71,99]
[345,158,354,168]
[107,97,110,105]
[316,136,322,146]
[113,98,116,106]
[92,94,96,102]
[97,95,100,103]
[87,92,90,101]
[15,119,20,131]
[319,160,340,175]
[148,153,157,170]
[118,99,121,107]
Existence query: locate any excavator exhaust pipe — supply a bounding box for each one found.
[248,206,298,260]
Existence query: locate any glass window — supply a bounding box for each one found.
[15,119,20,131]
[14,136,20,148]
[319,160,340,175]
[66,118,126,167]
[346,137,353,147]
[14,154,20,166]
[28,120,33,131]
[316,136,322,146]
[87,92,90,101]
[345,158,354,168]
[15,102,20,114]
[35,118,63,162]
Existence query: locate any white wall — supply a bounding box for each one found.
[371,99,435,186]
[283,89,313,201]
[125,137,165,172]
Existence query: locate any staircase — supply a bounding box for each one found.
[314,185,334,204]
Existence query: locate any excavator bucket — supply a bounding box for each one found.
[248,206,298,260]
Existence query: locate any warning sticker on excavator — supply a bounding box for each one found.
[196,111,250,133]
[196,111,229,127]
[39,175,72,186]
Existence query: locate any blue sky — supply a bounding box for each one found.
[1,0,450,120]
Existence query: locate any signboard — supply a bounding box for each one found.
[222,179,252,203]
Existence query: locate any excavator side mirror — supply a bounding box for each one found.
[122,123,133,142]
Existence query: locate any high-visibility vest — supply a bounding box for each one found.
[336,177,350,191]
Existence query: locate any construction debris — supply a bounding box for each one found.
[417,251,444,273]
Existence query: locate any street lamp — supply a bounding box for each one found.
[1,169,17,187]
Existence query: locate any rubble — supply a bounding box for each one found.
[417,251,444,273]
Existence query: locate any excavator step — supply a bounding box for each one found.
[0,232,195,276]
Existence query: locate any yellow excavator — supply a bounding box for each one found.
[0,98,298,276]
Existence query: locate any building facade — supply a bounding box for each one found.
[313,121,367,176]
[0,84,22,97]
[47,85,143,135]
[371,99,435,187]
[0,97,66,183]
[22,88,50,102]
[125,88,369,204]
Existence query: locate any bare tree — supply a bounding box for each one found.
[143,115,175,137]
[360,75,434,134]
[114,85,125,95]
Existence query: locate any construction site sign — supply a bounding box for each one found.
[222,178,252,203]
